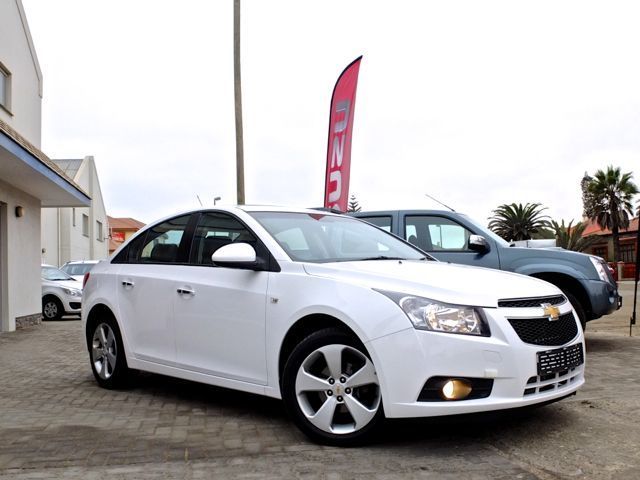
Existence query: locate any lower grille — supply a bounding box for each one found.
[69,302,81,310]
[508,312,578,346]
[523,367,581,396]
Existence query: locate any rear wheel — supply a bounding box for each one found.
[88,317,129,388]
[42,296,63,321]
[282,328,383,446]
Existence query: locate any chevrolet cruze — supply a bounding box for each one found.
[82,207,585,445]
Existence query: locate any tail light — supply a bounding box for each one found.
[83,272,90,288]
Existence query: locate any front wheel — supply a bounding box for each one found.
[88,317,129,389]
[281,328,383,446]
[42,296,63,321]
[563,291,587,331]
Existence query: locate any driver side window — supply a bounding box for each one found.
[405,216,473,252]
[190,212,257,265]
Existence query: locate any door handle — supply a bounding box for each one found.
[177,287,195,296]
[122,280,134,287]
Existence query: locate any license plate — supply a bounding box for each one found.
[537,343,584,376]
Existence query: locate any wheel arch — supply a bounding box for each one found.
[278,314,366,384]
[529,272,593,319]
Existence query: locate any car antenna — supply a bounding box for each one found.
[424,193,456,212]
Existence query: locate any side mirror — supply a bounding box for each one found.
[212,243,264,270]
[468,235,490,254]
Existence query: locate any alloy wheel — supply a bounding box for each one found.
[91,323,117,380]
[294,344,380,435]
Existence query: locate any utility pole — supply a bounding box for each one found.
[233,0,245,204]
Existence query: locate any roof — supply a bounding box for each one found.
[51,159,83,179]
[0,119,90,206]
[107,216,146,230]
[582,217,639,237]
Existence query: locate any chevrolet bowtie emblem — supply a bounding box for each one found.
[541,303,560,321]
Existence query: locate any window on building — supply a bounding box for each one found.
[0,64,10,111]
[82,214,89,237]
[620,243,635,263]
[592,245,608,261]
[96,221,103,241]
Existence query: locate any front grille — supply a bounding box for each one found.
[508,312,578,346]
[498,295,566,308]
[523,367,581,396]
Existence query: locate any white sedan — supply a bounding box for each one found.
[82,207,585,445]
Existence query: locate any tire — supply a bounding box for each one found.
[88,316,130,389]
[42,296,64,321]
[281,328,384,446]
[563,291,587,332]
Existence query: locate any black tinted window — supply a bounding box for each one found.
[360,216,392,232]
[190,213,257,265]
[139,215,191,264]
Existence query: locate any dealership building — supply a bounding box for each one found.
[0,0,90,332]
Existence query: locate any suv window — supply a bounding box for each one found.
[139,215,191,263]
[190,212,257,265]
[360,216,392,232]
[405,216,472,251]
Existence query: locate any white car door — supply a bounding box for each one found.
[116,214,193,364]
[173,212,270,385]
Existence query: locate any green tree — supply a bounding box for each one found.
[347,194,362,212]
[488,203,551,241]
[551,219,597,252]
[586,166,638,262]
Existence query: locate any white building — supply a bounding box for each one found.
[0,0,90,332]
[41,156,109,266]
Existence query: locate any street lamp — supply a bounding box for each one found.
[214,196,221,206]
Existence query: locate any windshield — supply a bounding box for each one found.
[61,263,95,276]
[251,212,431,263]
[41,266,75,281]
[459,213,511,247]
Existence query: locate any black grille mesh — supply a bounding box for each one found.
[508,312,578,346]
[498,295,566,308]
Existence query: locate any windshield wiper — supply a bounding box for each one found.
[359,255,407,261]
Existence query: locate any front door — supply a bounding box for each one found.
[173,212,269,385]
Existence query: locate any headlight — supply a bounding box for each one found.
[376,290,490,336]
[62,287,82,297]
[589,256,612,283]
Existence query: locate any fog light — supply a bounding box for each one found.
[441,379,472,400]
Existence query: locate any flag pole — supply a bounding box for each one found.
[631,218,639,336]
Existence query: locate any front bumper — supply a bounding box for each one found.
[583,279,620,319]
[61,296,82,315]
[367,302,584,418]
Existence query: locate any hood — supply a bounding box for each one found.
[42,279,82,291]
[303,260,559,308]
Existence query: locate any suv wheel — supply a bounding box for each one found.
[282,328,383,446]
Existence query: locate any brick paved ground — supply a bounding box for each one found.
[0,311,639,479]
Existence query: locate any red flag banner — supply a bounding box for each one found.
[324,56,362,212]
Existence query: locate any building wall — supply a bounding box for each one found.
[0,0,42,147]
[0,178,41,331]
[41,157,109,266]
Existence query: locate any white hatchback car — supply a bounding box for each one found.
[82,207,585,445]
[41,265,83,320]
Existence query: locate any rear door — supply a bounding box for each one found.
[116,214,194,364]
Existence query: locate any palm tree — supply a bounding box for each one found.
[488,203,551,241]
[587,166,638,262]
[551,219,597,252]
